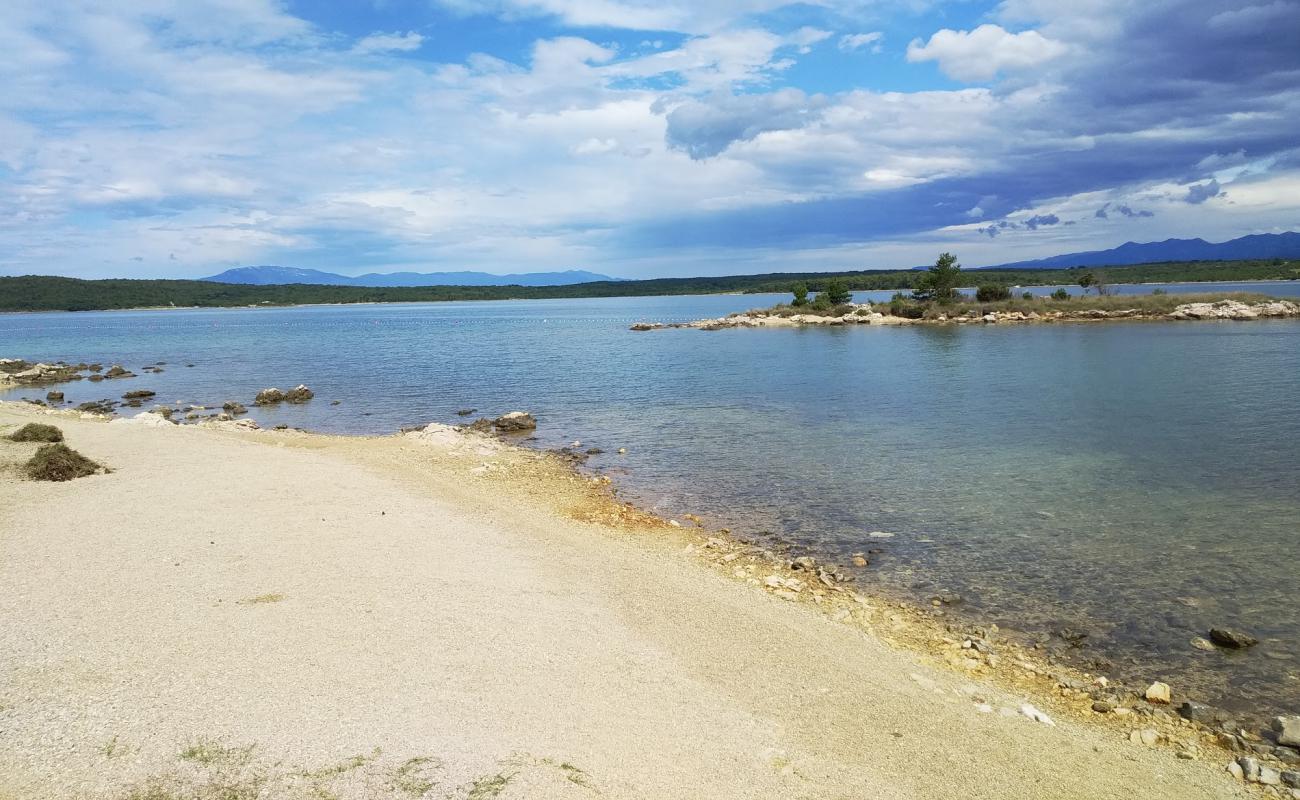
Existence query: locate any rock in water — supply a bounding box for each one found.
[284,384,314,403]
[1209,628,1259,649]
[255,388,285,405]
[222,401,248,415]
[1145,681,1172,704]
[492,411,537,432]
[1274,716,1300,748]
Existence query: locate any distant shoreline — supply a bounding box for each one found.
[2,257,1297,313]
[2,276,1298,316]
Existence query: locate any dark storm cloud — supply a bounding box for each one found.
[1184,179,1223,204]
[663,90,827,160]
[644,0,1299,249]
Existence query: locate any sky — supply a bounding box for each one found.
[1,0,1298,279]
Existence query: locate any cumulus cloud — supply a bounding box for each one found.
[2,0,1299,278]
[906,24,1067,81]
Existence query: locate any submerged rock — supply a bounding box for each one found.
[1178,701,1219,724]
[222,401,248,415]
[122,389,156,400]
[45,391,64,402]
[1209,627,1259,649]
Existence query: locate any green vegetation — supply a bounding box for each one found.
[912,252,963,304]
[23,443,102,481]
[821,278,852,305]
[790,283,809,306]
[976,284,1012,302]
[9,422,64,442]
[1,257,1297,312]
[1051,288,1070,300]
[910,291,1274,320]
[1078,271,1111,296]
[392,756,442,796]
[179,738,256,767]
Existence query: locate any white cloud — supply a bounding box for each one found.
[353,31,426,55]
[839,32,883,52]
[907,24,1067,81]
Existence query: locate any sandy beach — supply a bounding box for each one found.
[0,403,1248,799]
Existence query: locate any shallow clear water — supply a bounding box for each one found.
[4,282,1299,722]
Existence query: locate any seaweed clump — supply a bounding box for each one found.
[23,443,103,481]
[8,423,64,443]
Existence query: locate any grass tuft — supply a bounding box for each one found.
[23,443,102,481]
[392,756,442,796]
[8,423,64,443]
[178,738,255,767]
[466,770,518,799]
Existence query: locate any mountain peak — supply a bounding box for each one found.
[982,232,1300,270]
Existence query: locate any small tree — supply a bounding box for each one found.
[913,252,962,304]
[1051,288,1070,300]
[975,284,1011,302]
[823,279,852,306]
[1079,271,1112,296]
[791,283,809,307]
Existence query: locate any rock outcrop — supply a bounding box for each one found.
[492,411,537,432]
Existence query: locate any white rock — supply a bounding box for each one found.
[1020,703,1055,726]
[109,411,173,427]
[1274,715,1300,748]
[1144,681,1171,704]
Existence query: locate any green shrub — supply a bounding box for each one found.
[888,293,925,318]
[975,284,1012,302]
[23,443,103,481]
[1022,291,1033,300]
[791,283,809,306]
[822,278,853,306]
[1152,288,1167,295]
[1051,288,1070,301]
[9,423,63,443]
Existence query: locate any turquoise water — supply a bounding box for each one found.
[3,282,1299,723]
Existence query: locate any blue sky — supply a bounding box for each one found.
[1,0,1297,279]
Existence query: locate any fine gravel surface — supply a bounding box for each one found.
[0,404,1245,800]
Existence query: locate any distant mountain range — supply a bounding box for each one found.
[201,233,1300,287]
[982,232,1300,270]
[203,266,622,287]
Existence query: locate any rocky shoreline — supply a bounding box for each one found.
[630,298,1300,331]
[3,351,1298,795]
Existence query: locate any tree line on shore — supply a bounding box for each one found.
[0,258,1296,312]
